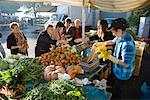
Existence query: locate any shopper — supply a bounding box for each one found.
[7,22,28,55]
[68,19,82,40]
[35,25,57,57]
[89,20,115,41]
[63,17,72,34]
[53,21,68,45]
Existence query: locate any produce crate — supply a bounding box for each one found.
[135,41,146,56]
[100,64,111,79]
[133,41,146,76]
[75,42,92,52]
[79,57,100,72]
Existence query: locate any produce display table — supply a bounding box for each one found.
[0,45,112,100]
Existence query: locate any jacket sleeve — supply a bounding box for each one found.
[37,34,57,45]
[7,34,16,49]
[121,42,136,66]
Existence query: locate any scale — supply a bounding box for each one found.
[74,41,110,80]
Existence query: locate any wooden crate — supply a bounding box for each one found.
[135,41,146,56]
[133,56,143,76]
[99,63,111,79]
[133,41,146,76]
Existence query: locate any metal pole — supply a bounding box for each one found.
[82,0,86,38]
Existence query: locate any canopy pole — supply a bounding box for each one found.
[82,0,86,38]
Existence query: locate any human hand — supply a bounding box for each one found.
[50,44,55,50]
[92,42,104,49]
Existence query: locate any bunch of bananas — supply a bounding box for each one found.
[96,44,112,61]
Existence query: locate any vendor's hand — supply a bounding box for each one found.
[50,44,55,51]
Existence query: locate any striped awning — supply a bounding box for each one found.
[0,0,49,2]
[88,0,150,12]
[1,0,150,12]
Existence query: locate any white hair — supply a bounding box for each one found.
[10,22,19,29]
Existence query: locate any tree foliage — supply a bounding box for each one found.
[128,8,150,27]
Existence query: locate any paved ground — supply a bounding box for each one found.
[0,25,40,57]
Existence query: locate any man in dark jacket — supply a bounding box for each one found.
[35,25,57,57]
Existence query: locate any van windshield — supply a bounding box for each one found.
[50,14,63,21]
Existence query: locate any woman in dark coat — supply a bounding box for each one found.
[7,22,28,55]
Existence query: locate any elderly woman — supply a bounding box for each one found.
[7,22,28,55]
[68,19,82,39]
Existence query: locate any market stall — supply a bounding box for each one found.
[0,45,112,99]
[0,0,150,99]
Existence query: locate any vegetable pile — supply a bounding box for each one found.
[22,80,86,100]
[37,46,81,67]
[44,65,66,81]
[0,54,86,100]
[0,55,45,88]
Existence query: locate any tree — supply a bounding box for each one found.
[128,8,150,27]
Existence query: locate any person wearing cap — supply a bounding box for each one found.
[93,18,136,99]
[0,33,6,58]
[35,25,57,57]
[7,22,28,55]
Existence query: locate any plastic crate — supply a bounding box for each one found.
[79,57,100,72]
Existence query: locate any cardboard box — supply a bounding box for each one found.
[133,41,146,76]
[133,56,143,76]
[135,41,146,57]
